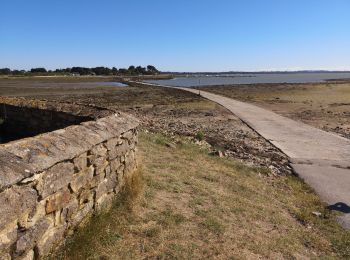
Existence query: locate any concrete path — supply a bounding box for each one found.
[137,81,350,229]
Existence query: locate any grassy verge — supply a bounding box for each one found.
[53,132,350,259]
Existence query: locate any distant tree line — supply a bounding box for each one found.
[0,65,159,76]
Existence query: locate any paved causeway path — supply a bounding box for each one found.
[137,81,350,228]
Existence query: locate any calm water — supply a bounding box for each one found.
[146,72,350,87]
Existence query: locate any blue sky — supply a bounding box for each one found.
[1,0,349,72]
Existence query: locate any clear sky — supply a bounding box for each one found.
[1,0,349,72]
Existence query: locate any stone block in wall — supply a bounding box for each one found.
[106,172,118,193]
[27,200,46,229]
[122,130,134,142]
[124,150,136,175]
[69,201,93,229]
[45,189,71,214]
[73,152,88,172]
[95,180,108,202]
[95,158,108,176]
[18,250,34,260]
[0,150,34,191]
[104,165,111,177]
[0,220,17,254]
[79,189,94,206]
[35,224,66,258]
[89,173,105,189]
[0,252,11,260]
[106,138,124,159]
[105,137,123,151]
[70,166,94,193]
[107,141,130,160]
[37,162,74,198]
[0,186,37,231]
[110,158,122,174]
[61,198,79,226]
[15,218,51,257]
[90,143,107,158]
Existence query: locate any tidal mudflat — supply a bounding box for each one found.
[197,82,350,139]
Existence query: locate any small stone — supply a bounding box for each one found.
[165,142,176,149]
[312,211,322,217]
[46,189,71,214]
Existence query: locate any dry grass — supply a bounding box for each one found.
[53,132,350,259]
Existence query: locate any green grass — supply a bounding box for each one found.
[52,132,350,259]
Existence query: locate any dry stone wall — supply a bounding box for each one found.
[0,111,139,259]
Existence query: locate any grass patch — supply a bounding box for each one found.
[53,132,350,259]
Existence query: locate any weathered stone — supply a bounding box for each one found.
[122,130,134,142]
[110,158,122,174]
[90,144,107,158]
[104,165,111,177]
[62,198,79,224]
[46,189,71,214]
[3,113,138,176]
[18,250,34,260]
[27,200,46,228]
[36,224,66,258]
[89,173,105,189]
[88,152,107,169]
[105,137,123,151]
[70,166,94,193]
[106,172,118,192]
[15,218,51,256]
[95,180,108,201]
[0,150,34,191]
[0,220,17,252]
[117,164,125,175]
[0,110,139,257]
[125,150,136,174]
[79,189,94,205]
[95,159,108,176]
[70,201,93,228]
[73,152,88,172]
[0,252,11,260]
[0,186,37,230]
[111,142,129,159]
[37,162,74,198]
